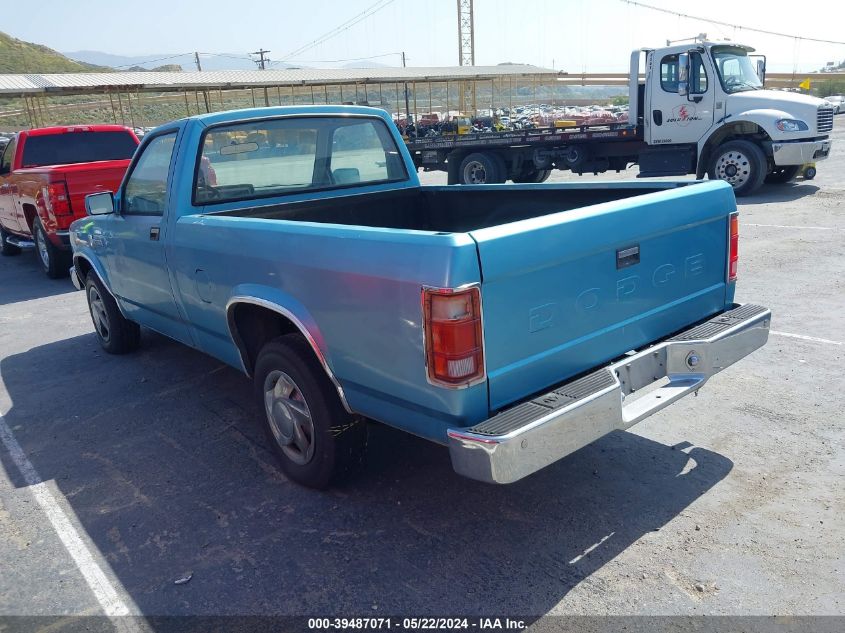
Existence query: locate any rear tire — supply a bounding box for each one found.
[707,139,767,197]
[0,227,21,256]
[254,334,367,489]
[512,168,552,183]
[765,165,801,184]
[85,272,141,354]
[458,152,507,184]
[34,221,71,278]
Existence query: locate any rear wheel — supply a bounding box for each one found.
[85,272,141,354]
[458,152,507,184]
[512,168,552,183]
[33,221,71,278]
[0,227,21,256]
[254,334,367,489]
[708,139,767,197]
[765,165,801,184]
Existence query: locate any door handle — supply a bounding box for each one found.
[149,226,160,241]
[652,110,663,126]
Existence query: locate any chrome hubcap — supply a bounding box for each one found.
[36,227,49,268]
[463,161,487,184]
[88,286,110,342]
[263,370,315,465]
[715,150,751,188]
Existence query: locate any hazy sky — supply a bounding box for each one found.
[5,0,845,72]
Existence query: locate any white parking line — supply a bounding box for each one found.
[0,411,136,620]
[771,330,844,346]
[745,223,842,231]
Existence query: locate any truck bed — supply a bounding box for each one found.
[212,182,673,233]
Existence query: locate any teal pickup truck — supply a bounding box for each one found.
[69,106,770,489]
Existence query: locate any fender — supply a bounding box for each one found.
[224,284,352,413]
[698,108,792,156]
[71,251,129,319]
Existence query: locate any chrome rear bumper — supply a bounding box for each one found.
[447,304,771,484]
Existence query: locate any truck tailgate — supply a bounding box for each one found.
[470,181,736,410]
[57,160,132,217]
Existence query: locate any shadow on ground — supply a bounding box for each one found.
[0,331,733,616]
[740,182,820,205]
[0,251,75,306]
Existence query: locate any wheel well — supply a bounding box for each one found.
[227,302,305,375]
[21,203,37,232]
[697,122,772,179]
[74,255,93,281]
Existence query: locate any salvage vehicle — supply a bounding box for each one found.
[70,106,770,489]
[0,125,139,277]
[409,41,834,194]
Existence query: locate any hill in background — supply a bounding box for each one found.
[0,31,109,73]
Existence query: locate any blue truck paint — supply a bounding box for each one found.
[71,105,746,454]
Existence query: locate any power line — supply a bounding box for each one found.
[280,0,397,62]
[268,52,403,66]
[111,53,193,69]
[619,0,845,46]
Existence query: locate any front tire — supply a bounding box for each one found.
[34,221,71,278]
[85,273,140,354]
[0,227,21,256]
[708,139,767,197]
[254,334,367,489]
[765,165,801,184]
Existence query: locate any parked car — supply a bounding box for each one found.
[0,125,139,277]
[70,106,770,489]
[824,94,843,114]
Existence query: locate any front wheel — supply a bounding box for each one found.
[254,334,367,489]
[34,222,71,278]
[708,139,767,197]
[0,227,21,256]
[85,273,141,354]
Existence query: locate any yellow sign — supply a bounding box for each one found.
[798,78,811,90]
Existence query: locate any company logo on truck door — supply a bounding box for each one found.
[667,105,703,126]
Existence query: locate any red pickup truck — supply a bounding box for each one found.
[0,125,139,277]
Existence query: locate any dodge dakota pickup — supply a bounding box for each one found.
[0,125,139,277]
[70,106,770,489]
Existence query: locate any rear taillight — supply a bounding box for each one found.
[728,212,739,282]
[42,181,72,216]
[422,286,485,387]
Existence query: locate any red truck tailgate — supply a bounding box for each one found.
[54,160,132,219]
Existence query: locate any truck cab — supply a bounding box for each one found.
[632,42,833,194]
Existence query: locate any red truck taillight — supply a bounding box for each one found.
[728,212,739,282]
[42,181,72,216]
[422,286,485,387]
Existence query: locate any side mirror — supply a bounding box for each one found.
[755,58,766,85]
[678,53,690,97]
[86,191,115,216]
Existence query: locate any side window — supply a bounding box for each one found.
[691,53,709,94]
[331,121,392,183]
[0,138,16,175]
[661,55,679,93]
[123,133,177,216]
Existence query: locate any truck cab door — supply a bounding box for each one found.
[110,130,193,345]
[647,51,715,145]
[0,138,21,233]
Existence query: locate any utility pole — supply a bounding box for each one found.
[194,52,203,72]
[457,0,474,66]
[252,49,271,70]
[402,51,413,137]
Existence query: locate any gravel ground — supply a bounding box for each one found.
[0,120,842,623]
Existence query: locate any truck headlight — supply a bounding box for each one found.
[776,119,808,132]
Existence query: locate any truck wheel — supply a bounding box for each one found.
[85,272,141,354]
[0,227,21,256]
[33,221,71,278]
[765,165,801,184]
[513,168,552,183]
[459,152,506,184]
[803,166,817,180]
[708,139,767,197]
[254,334,367,489]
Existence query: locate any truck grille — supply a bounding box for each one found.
[817,106,834,133]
